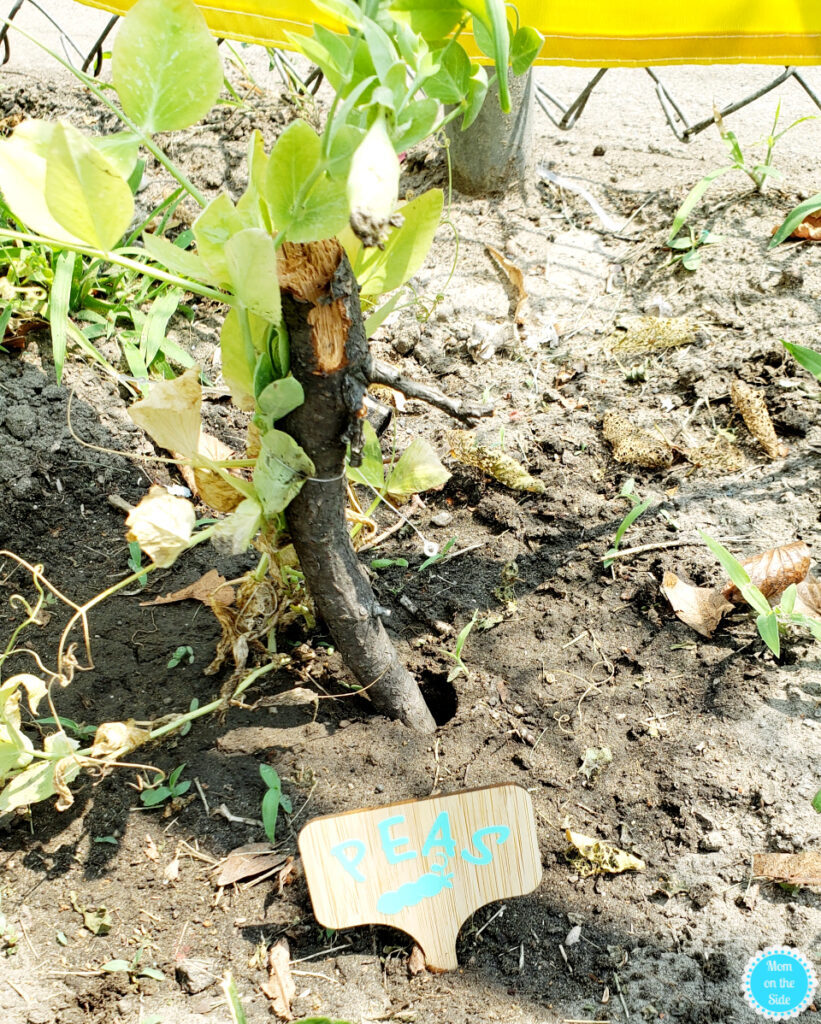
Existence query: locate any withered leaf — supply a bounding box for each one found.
[486,245,529,325]
[721,541,811,603]
[89,720,151,759]
[661,571,733,637]
[566,829,645,877]
[448,429,545,493]
[795,574,821,618]
[408,944,427,976]
[730,380,788,460]
[129,365,202,457]
[216,843,288,887]
[773,211,821,241]
[752,851,821,887]
[125,486,195,568]
[179,431,244,514]
[261,937,295,1020]
[141,569,235,609]
[602,412,672,468]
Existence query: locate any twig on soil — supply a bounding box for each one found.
[368,358,494,426]
[194,777,210,816]
[613,971,630,1019]
[212,803,263,829]
[5,981,28,1002]
[290,943,352,964]
[601,538,697,561]
[475,905,505,938]
[288,780,318,827]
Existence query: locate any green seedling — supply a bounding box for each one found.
[35,715,97,740]
[101,944,165,983]
[140,763,190,807]
[603,479,652,568]
[93,835,118,845]
[167,645,194,669]
[127,539,149,587]
[667,225,719,272]
[223,972,249,1024]
[419,537,456,572]
[772,193,821,247]
[370,557,409,570]
[179,696,199,736]
[260,764,292,843]
[668,102,813,267]
[700,531,821,657]
[441,609,479,682]
[813,789,821,814]
[782,340,821,383]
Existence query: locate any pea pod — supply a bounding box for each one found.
[461,0,510,112]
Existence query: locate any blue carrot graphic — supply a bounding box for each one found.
[377,864,454,915]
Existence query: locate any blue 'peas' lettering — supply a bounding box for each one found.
[461,825,510,865]
[330,839,366,882]
[377,815,417,864]
[421,811,456,860]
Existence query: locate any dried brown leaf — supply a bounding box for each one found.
[141,569,235,609]
[602,412,672,468]
[447,429,545,493]
[408,944,427,976]
[795,574,821,617]
[216,843,289,887]
[752,851,821,886]
[89,719,151,758]
[129,365,202,457]
[261,937,295,1020]
[721,541,811,603]
[486,245,529,325]
[566,829,645,876]
[730,380,788,459]
[661,571,733,638]
[773,211,821,241]
[178,432,244,514]
[609,316,696,354]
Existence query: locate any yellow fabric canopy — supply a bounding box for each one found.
[79,0,821,67]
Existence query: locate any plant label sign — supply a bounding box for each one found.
[298,783,542,970]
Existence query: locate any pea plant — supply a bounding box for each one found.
[0,0,541,739]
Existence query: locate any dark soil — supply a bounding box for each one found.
[1,54,820,1024]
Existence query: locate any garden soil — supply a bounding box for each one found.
[1,22,821,1024]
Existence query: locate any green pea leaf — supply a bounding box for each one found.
[112,0,222,134]
[253,430,315,515]
[225,228,281,323]
[510,26,543,75]
[210,498,264,556]
[219,308,270,411]
[141,232,216,285]
[386,438,450,496]
[424,44,471,104]
[257,377,305,421]
[265,120,349,242]
[346,421,385,491]
[45,122,134,250]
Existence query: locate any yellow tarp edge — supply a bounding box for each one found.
[78,0,821,66]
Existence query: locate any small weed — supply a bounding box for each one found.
[782,340,821,383]
[370,557,409,570]
[441,609,479,682]
[603,479,652,567]
[700,531,821,657]
[0,908,19,957]
[101,944,165,982]
[418,537,456,572]
[167,645,194,669]
[127,539,149,587]
[35,715,97,740]
[179,696,199,736]
[93,835,118,845]
[812,789,821,814]
[668,102,813,269]
[140,763,190,807]
[260,764,292,843]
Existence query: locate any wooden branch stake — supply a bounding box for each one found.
[298,783,542,970]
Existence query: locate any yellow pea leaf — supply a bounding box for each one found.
[128,364,202,457]
[126,486,196,568]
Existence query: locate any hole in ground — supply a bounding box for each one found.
[419,671,458,727]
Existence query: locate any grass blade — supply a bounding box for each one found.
[769,192,821,248]
[140,286,183,367]
[49,250,76,382]
[756,611,780,657]
[667,166,733,245]
[782,339,821,382]
[222,972,249,1024]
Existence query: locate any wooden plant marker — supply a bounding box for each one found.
[298,783,542,970]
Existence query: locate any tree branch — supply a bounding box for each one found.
[368,358,494,426]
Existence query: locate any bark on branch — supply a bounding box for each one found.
[368,358,494,426]
[279,241,436,733]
